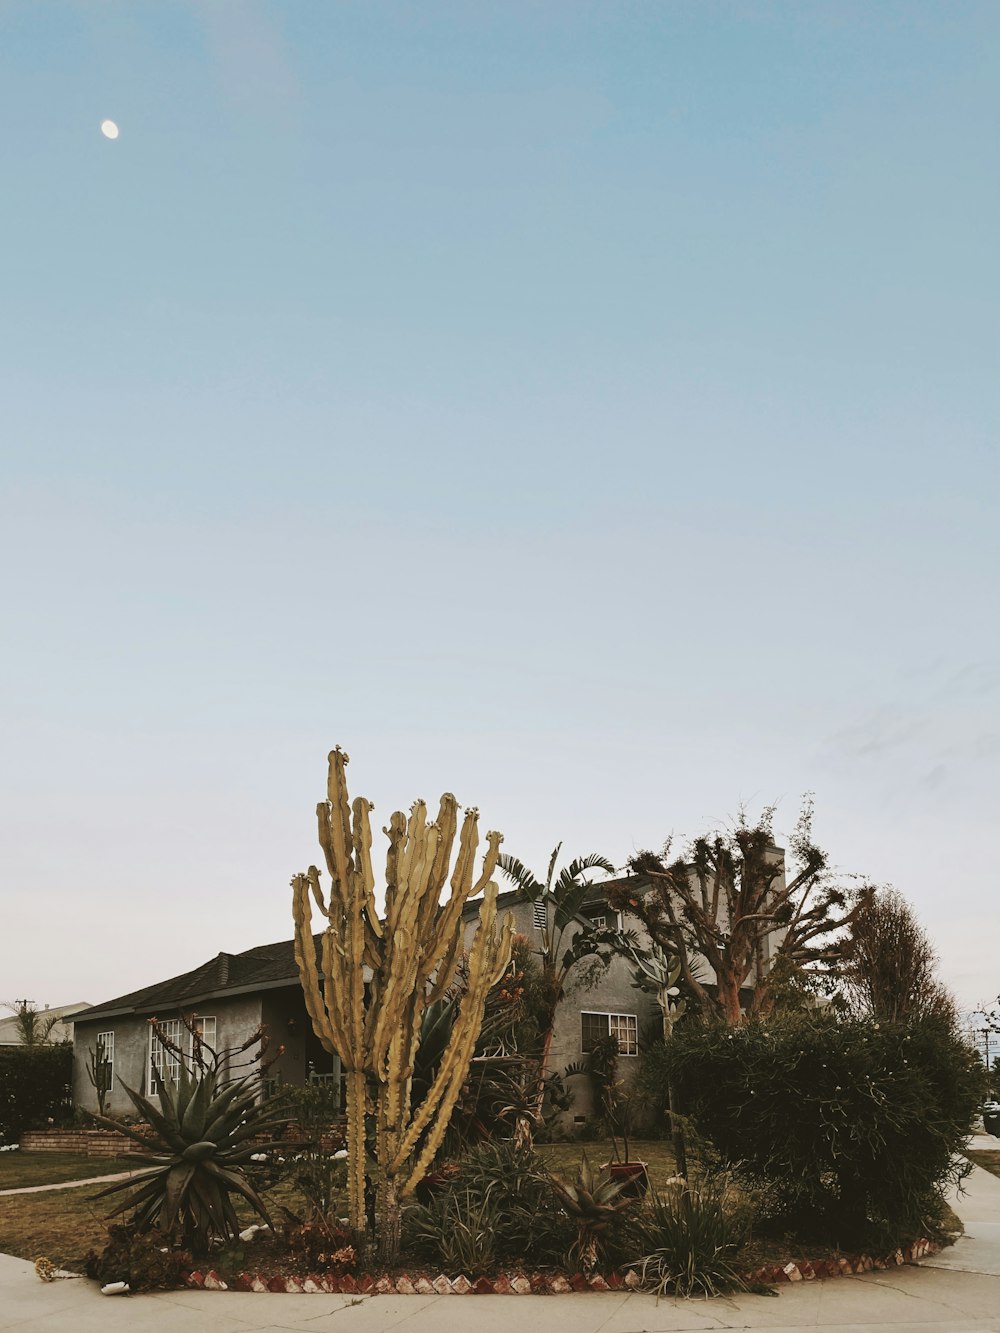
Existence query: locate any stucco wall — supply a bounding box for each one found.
[73,993,264,1116]
[463,895,660,1125]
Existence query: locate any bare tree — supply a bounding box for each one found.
[3,1000,61,1047]
[607,800,869,1025]
[840,888,958,1027]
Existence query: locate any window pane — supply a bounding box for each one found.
[96,1031,114,1092]
[150,1018,182,1085]
[609,1013,638,1056]
[581,1012,608,1053]
[192,1016,216,1051]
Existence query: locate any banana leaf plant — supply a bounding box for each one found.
[91,1062,293,1255]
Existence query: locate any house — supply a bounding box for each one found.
[73,845,788,1124]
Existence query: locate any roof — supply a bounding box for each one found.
[74,938,316,1025]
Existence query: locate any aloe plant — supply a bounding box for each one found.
[91,1062,290,1255]
[547,1152,633,1274]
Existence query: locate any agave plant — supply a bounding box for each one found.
[547,1152,633,1274]
[91,1062,291,1255]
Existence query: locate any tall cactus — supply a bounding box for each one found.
[291,749,514,1260]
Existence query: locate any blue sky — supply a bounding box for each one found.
[1,2,997,1012]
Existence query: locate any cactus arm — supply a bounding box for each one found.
[392,892,513,1181]
[352,795,382,939]
[322,748,354,892]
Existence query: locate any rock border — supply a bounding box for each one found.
[181,1236,941,1294]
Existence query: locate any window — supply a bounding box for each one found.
[149,1018,183,1087]
[582,906,621,932]
[532,898,546,930]
[581,1011,638,1057]
[96,1031,114,1093]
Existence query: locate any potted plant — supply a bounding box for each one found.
[569,1034,649,1197]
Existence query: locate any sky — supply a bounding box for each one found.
[1,2,997,1017]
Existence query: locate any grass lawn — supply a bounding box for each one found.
[0,1184,116,1266]
[0,1152,135,1192]
[967,1148,1000,1180]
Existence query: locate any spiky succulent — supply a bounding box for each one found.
[92,1064,290,1254]
[547,1152,632,1273]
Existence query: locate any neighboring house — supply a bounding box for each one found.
[74,844,788,1124]
[0,1002,91,1047]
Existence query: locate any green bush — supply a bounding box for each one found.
[404,1141,577,1271]
[0,1044,73,1144]
[653,1014,980,1249]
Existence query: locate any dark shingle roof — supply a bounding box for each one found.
[75,937,314,1024]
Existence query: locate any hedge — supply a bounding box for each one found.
[647,1014,981,1249]
[0,1043,74,1144]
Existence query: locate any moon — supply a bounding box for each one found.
[100,120,119,140]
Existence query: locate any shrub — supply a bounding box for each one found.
[627,1175,752,1298]
[0,1044,72,1144]
[84,1226,192,1292]
[406,1187,501,1273]
[282,1218,356,1272]
[656,1013,981,1249]
[404,1141,575,1270]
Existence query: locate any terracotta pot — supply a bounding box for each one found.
[603,1160,649,1198]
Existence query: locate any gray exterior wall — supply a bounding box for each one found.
[463,895,660,1125]
[73,994,264,1116]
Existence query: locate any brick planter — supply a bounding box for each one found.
[179,1237,941,1295]
[20,1129,145,1158]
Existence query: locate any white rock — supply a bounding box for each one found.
[100,1282,130,1296]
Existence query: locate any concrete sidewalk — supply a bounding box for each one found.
[0,1145,996,1333]
[0,1170,136,1198]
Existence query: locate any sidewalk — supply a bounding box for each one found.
[0,1170,136,1198]
[0,1148,997,1333]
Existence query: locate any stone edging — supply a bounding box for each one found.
[181,1236,940,1294]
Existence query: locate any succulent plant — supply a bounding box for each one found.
[91,1062,290,1255]
[547,1152,633,1274]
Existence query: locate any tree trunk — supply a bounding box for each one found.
[716,969,744,1025]
[660,1004,687,1179]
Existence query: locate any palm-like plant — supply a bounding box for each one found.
[547,1153,632,1274]
[498,845,626,1122]
[92,1062,291,1255]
